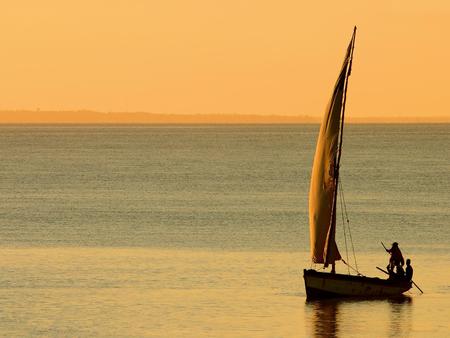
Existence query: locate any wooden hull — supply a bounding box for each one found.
[304,269,412,300]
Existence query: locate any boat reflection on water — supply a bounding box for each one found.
[306,296,413,337]
[387,296,413,337]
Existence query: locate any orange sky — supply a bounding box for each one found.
[1,1,449,121]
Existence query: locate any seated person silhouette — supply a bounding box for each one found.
[405,258,413,281]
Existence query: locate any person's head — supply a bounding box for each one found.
[406,259,411,266]
[392,242,398,247]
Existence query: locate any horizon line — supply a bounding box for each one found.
[0,110,449,124]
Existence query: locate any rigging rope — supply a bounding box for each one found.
[338,179,350,274]
[342,259,364,276]
[338,179,359,273]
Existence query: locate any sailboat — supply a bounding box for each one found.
[303,27,412,300]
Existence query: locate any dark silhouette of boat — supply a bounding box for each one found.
[304,269,411,300]
[304,27,412,300]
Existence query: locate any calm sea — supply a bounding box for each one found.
[0,124,449,337]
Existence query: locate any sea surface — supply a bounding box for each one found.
[0,124,449,337]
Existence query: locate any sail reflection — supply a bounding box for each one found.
[307,300,340,338]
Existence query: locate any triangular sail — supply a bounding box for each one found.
[309,28,356,266]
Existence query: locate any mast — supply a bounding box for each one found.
[337,26,356,169]
[324,27,357,266]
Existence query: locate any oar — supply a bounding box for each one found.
[412,280,424,294]
[376,266,389,275]
[376,266,424,294]
[381,241,388,251]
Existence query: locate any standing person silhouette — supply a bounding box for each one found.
[386,242,404,272]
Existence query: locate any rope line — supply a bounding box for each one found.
[342,259,364,276]
[339,179,359,273]
[338,178,350,274]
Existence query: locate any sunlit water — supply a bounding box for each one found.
[0,125,449,337]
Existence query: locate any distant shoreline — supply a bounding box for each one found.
[0,111,448,124]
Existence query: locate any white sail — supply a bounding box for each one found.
[309,31,355,266]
